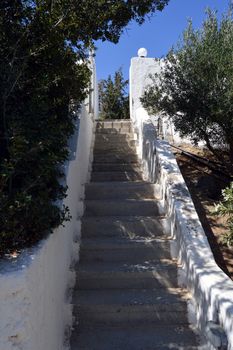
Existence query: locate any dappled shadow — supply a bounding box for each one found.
[70,122,207,349]
[77,212,198,335]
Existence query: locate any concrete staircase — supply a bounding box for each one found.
[70,120,201,350]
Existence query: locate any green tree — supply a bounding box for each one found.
[141,8,233,169]
[0,0,169,253]
[213,182,233,246]
[99,68,129,120]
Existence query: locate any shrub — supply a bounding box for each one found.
[213,183,233,246]
[99,68,129,120]
[0,0,169,255]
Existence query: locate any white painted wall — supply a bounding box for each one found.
[129,55,161,162]
[129,54,203,145]
[130,52,233,349]
[0,59,98,350]
[155,139,232,349]
[129,56,161,126]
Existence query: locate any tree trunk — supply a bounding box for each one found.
[228,141,233,175]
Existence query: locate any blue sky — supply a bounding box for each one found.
[95,0,230,82]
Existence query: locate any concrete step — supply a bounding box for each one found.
[81,216,166,239]
[73,288,190,326]
[80,238,171,263]
[94,145,136,154]
[92,162,141,172]
[93,147,137,154]
[85,182,158,199]
[81,237,170,248]
[96,128,132,135]
[77,261,178,289]
[70,325,201,350]
[79,253,173,265]
[91,171,143,182]
[93,153,138,163]
[84,199,160,217]
[95,133,135,143]
[96,121,132,133]
[70,118,203,350]
[94,139,137,150]
[96,120,131,129]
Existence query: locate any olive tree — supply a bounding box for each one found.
[141,9,233,169]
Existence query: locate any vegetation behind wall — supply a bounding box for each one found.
[0,0,169,255]
[99,68,129,120]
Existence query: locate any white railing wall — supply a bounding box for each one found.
[130,52,232,350]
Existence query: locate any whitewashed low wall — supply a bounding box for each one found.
[0,104,95,350]
[155,138,233,349]
[134,115,233,349]
[130,52,233,349]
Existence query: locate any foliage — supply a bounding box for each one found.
[0,0,169,254]
[213,182,233,246]
[99,68,129,120]
[141,8,233,168]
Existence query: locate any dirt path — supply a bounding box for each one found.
[174,144,233,279]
